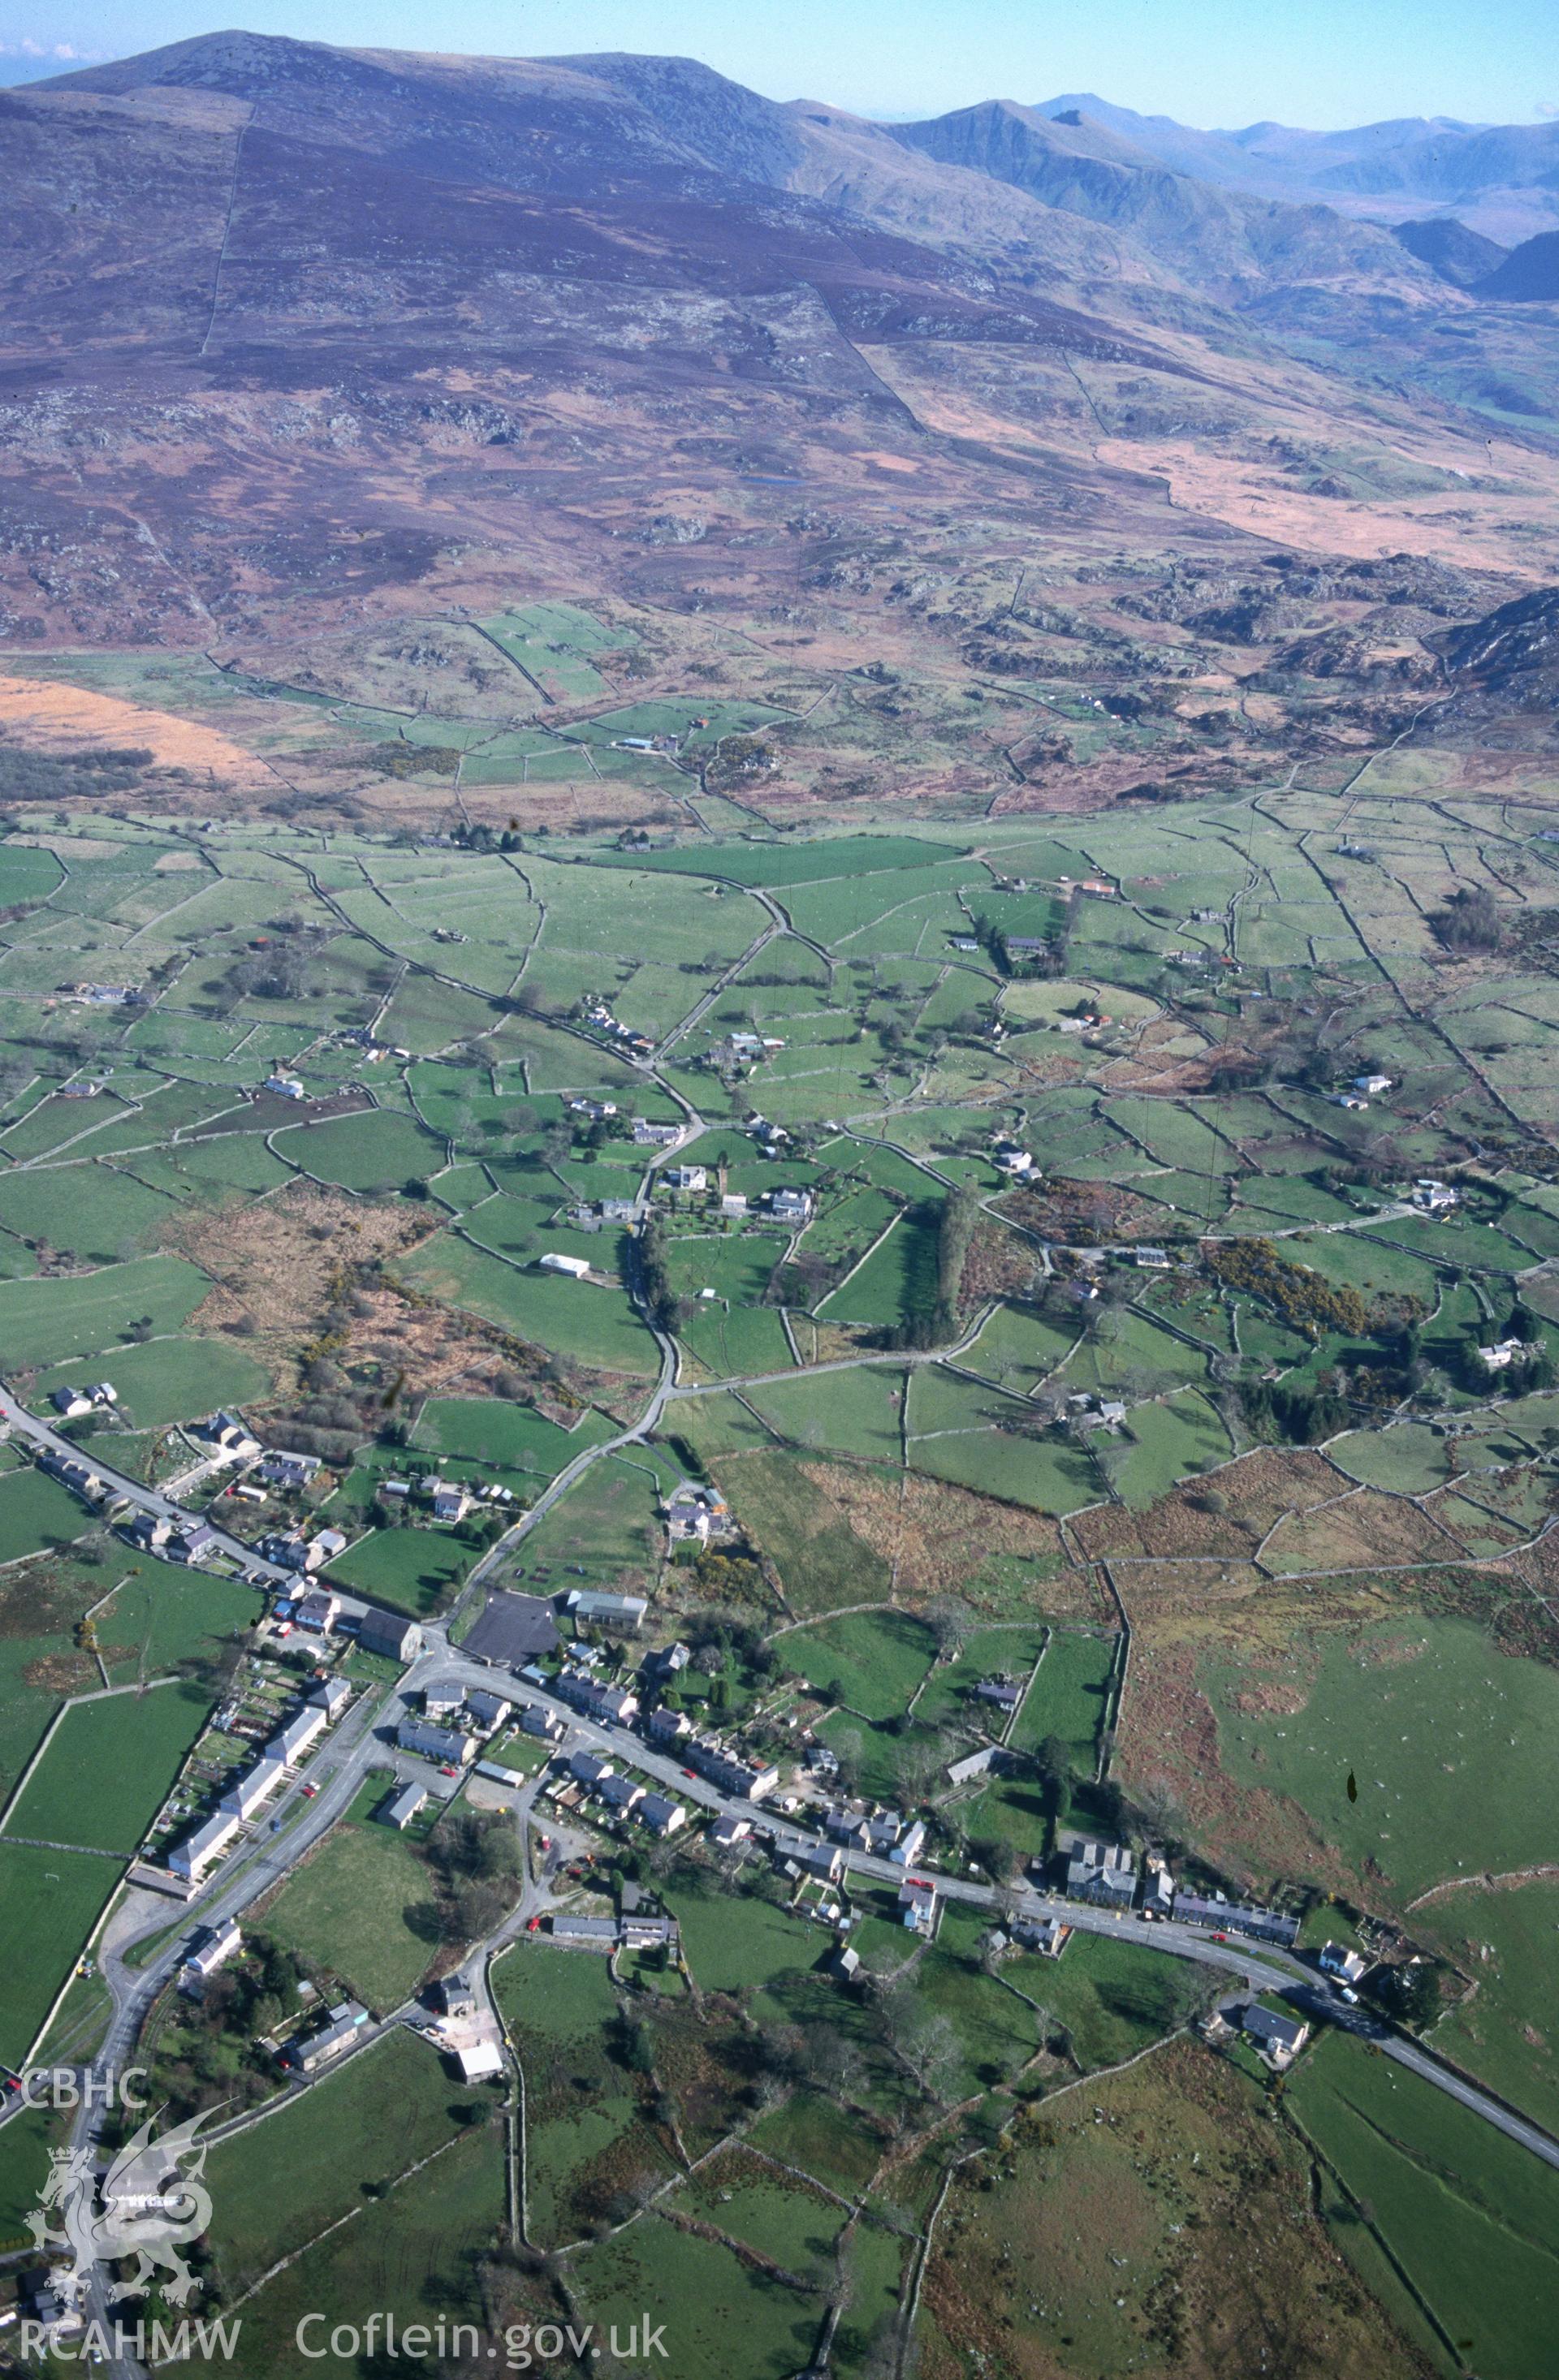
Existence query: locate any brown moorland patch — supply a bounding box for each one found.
[921,2034,1432,2380]
[796,1461,1104,1621]
[1259,1487,1469,1576]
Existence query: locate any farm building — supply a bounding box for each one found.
[538,1252,591,1279]
[567,1587,649,1634]
[550,1912,620,1947]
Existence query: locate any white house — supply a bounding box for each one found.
[1478,1338,1526,1371]
[265,1073,306,1100]
[1354,1074,1393,1096]
[179,1921,242,1996]
[665,1166,707,1192]
[1319,1942,1370,1986]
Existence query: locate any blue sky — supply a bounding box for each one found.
[3,0,1557,128]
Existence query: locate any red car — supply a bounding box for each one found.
[681,1767,697,1779]
[527,1915,542,1933]
[1211,1930,1228,1943]
[300,1783,319,1799]
[440,1764,459,1777]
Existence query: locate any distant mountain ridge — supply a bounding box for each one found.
[1034,93,1559,246]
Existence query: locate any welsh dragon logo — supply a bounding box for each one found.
[27,2108,216,2308]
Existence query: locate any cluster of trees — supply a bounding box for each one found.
[1433,884,1501,954]
[637,1211,677,1334]
[154,1931,313,2121]
[370,740,461,780]
[424,1807,523,1942]
[0,743,154,801]
[1205,1236,1406,1343]
[876,1185,981,1352]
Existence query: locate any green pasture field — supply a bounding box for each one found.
[780,1608,937,1719]
[396,1231,659,1374]
[745,2088,888,2197]
[0,1089,138,1162]
[0,2101,67,2238]
[1289,2033,1559,2380]
[97,1567,261,1684]
[1202,1616,1559,1904]
[278,1108,447,1192]
[1008,1628,1118,1757]
[412,1395,614,1477]
[1328,1421,1455,1493]
[708,1450,889,1614]
[218,2123,503,2380]
[504,1448,678,1586]
[0,1841,122,2064]
[30,1334,270,1428]
[617,832,952,886]
[202,2026,485,2292]
[1419,1875,1559,2136]
[494,1942,675,2247]
[525,854,767,966]
[0,1467,97,1561]
[677,1300,793,1382]
[1109,1391,1229,1507]
[0,1164,177,1261]
[323,1522,472,1617]
[0,1559,110,1802]
[905,1368,1099,1513]
[0,1256,209,1365]
[817,1207,939,1330]
[0,844,66,903]
[964,1301,1078,1391]
[667,1873,823,1996]
[571,2212,823,2380]
[741,1365,906,1463]
[124,1130,294,1199]
[258,1810,439,2011]
[3,1679,210,1854]
[911,1624,1051,1731]
[679,2145,848,2283]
